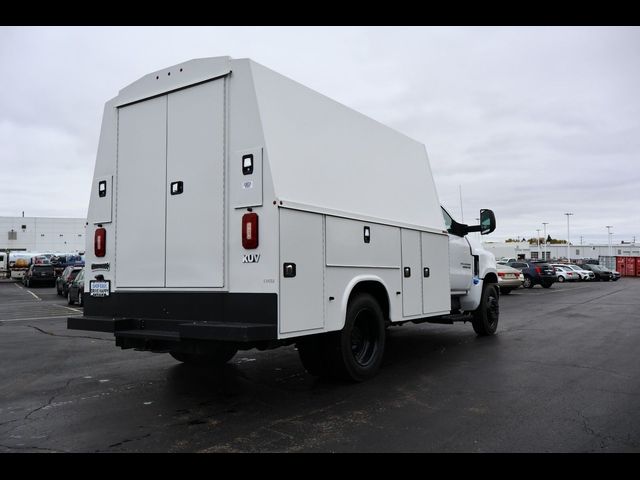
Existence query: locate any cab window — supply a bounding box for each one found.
[441,208,454,233]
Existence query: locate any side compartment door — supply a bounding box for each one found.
[401,229,422,317]
[421,232,451,315]
[279,209,324,334]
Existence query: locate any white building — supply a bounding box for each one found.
[482,241,640,262]
[1,216,87,253]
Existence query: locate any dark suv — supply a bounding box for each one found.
[507,261,556,289]
[580,264,613,281]
[23,264,56,287]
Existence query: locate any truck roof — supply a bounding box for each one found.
[109,56,446,232]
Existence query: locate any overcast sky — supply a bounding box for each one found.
[1,26,638,244]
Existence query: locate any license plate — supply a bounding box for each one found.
[90,280,110,297]
[504,274,515,279]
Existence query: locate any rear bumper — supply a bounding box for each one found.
[67,291,278,344]
[498,278,522,288]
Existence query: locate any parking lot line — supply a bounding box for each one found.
[26,289,42,301]
[59,305,83,313]
[1,314,73,323]
[14,282,42,301]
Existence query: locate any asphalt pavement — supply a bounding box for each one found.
[1,278,639,452]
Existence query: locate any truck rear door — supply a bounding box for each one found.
[115,78,226,289]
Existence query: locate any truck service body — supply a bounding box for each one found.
[69,57,499,381]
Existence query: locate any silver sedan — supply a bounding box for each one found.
[497,264,524,294]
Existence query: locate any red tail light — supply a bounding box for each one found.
[497,271,505,277]
[535,266,542,274]
[94,228,106,257]
[242,213,259,249]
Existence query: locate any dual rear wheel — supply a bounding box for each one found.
[170,343,238,366]
[297,293,386,382]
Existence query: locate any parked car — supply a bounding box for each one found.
[565,264,595,281]
[56,266,83,297]
[497,264,524,294]
[580,264,613,281]
[611,270,621,281]
[550,264,579,282]
[507,261,556,288]
[67,268,85,306]
[23,264,56,287]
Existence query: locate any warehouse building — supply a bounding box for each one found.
[482,241,640,262]
[1,216,87,253]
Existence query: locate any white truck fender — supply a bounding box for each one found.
[337,274,395,331]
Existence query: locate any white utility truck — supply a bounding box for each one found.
[68,57,499,381]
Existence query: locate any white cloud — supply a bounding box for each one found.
[1,26,638,243]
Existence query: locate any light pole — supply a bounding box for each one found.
[536,229,541,259]
[606,226,612,258]
[542,222,548,260]
[565,213,573,262]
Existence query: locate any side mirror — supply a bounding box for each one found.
[480,209,496,235]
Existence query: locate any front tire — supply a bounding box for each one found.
[323,293,386,382]
[523,275,533,289]
[500,287,513,295]
[67,291,75,305]
[472,283,499,336]
[558,276,565,283]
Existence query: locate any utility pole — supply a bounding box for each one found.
[565,213,573,262]
[459,185,464,222]
[536,229,541,259]
[606,226,612,258]
[542,222,548,260]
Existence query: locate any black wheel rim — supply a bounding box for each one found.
[350,309,379,367]
[486,292,499,328]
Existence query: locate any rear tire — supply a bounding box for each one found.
[170,345,238,366]
[500,288,512,295]
[541,282,553,288]
[558,276,565,283]
[472,283,499,336]
[77,291,83,306]
[67,291,75,305]
[323,293,386,382]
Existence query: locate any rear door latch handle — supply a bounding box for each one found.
[170,181,184,195]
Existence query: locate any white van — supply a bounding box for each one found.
[0,252,7,277]
[68,57,499,381]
